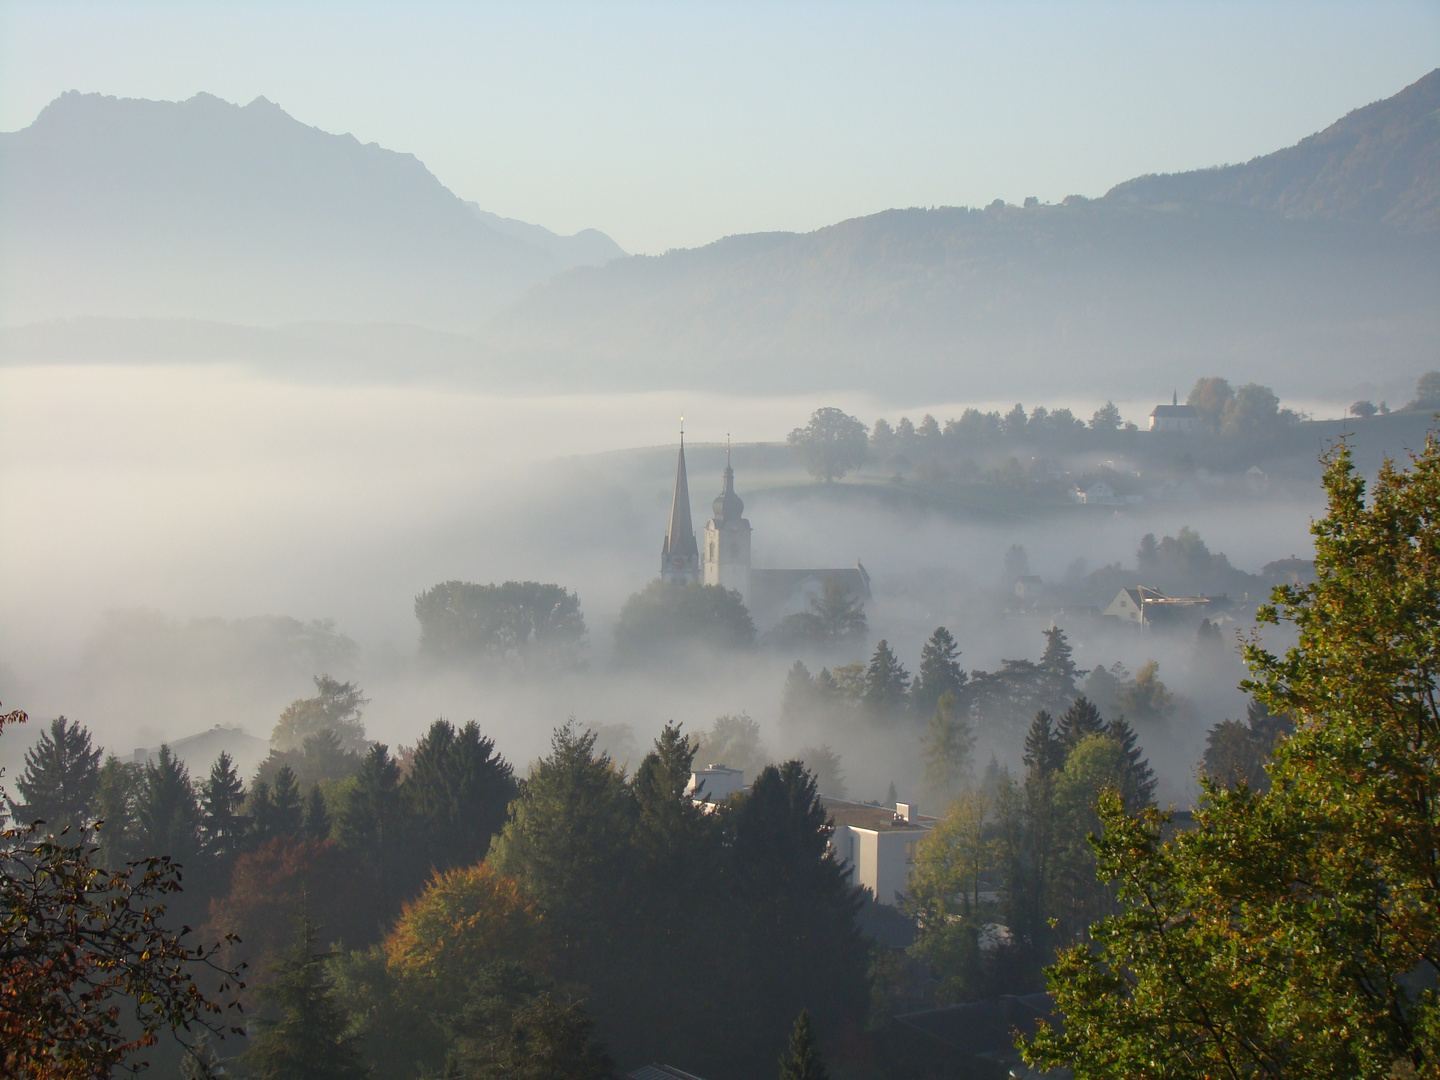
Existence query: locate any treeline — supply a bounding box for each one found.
[4,698,868,1078]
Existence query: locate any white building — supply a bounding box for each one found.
[686,764,746,805]
[1149,392,1201,433]
[824,798,935,906]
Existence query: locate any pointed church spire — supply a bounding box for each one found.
[1173,389,1178,407]
[661,423,699,584]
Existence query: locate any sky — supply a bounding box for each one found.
[1,1,1436,254]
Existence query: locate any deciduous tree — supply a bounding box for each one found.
[787,407,868,482]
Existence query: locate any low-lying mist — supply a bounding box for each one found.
[0,363,1325,807]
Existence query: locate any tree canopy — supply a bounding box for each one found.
[613,580,756,662]
[787,407,869,482]
[414,580,586,665]
[1025,434,1440,1078]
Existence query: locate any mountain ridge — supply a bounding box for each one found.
[0,91,624,328]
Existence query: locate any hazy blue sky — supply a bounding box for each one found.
[2,1,1435,253]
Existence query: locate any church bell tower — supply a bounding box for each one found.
[660,429,700,585]
[702,442,752,596]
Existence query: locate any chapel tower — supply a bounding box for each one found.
[702,443,752,595]
[660,432,700,585]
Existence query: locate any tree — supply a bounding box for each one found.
[241,912,368,1080]
[1412,370,1440,410]
[335,744,415,919]
[862,639,910,722]
[0,707,243,1078]
[787,407,868,482]
[1350,399,1378,418]
[402,719,518,874]
[270,765,304,838]
[6,715,102,835]
[1187,376,1233,431]
[414,580,586,665]
[1056,697,1105,750]
[199,751,248,861]
[1025,434,1440,1078]
[1105,716,1157,811]
[774,576,869,647]
[489,722,637,983]
[1221,381,1284,438]
[778,1008,828,1080]
[93,754,143,867]
[1089,401,1122,431]
[920,691,973,807]
[728,761,869,1063]
[905,791,995,1000]
[613,580,755,662]
[799,745,846,799]
[694,713,769,778]
[272,675,369,755]
[912,627,966,717]
[1201,698,1293,793]
[255,728,363,790]
[303,784,331,841]
[1022,710,1063,777]
[134,744,200,862]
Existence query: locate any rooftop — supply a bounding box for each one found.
[823,797,934,832]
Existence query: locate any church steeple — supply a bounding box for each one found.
[660,426,700,585]
[702,435,752,594]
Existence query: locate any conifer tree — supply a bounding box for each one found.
[1056,697,1105,750]
[402,719,517,872]
[6,715,102,834]
[1022,711,1063,777]
[862,640,910,722]
[303,784,331,841]
[241,913,367,1080]
[1105,716,1157,810]
[920,691,974,806]
[93,754,142,867]
[779,661,818,728]
[336,743,413,917]
[912,626,967,717]
[1038,626,1083,705]
[270,765,304,838]
[248,779,276,845]
[199,751,247,860]
[133,745,199,860]
[778,1008,829,1080]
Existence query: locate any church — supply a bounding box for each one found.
[659,435,871,622]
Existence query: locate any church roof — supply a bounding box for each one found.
[711,449,746,523]
[662,437,698,560]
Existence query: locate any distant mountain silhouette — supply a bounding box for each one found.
[2,75,1435,401]
[1106,68,1439,234]
[480,70,1439,398]
[0,91,624,328]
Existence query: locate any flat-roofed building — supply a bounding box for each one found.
[824,797,935,906]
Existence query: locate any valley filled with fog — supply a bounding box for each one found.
[0,360,1341,809]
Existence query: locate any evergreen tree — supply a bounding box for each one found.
[912,627,966,717]
[93,754,143,867]
[779,661,818,728]
[489,723,637,980]
[1105,716,1157,811]
[6,715,102,834]
[862,640,910,723]
[241,913,368,1080]
[778,1008,828,1080]
[920,691,974,807]
[199,751,247,861]
[133,744,199,860]
[271,765,304,838]
[1022,711,1063,777]
[1038,626,1082,705]
[1056,697,1106,750]
[728,762,868,1059]
[812,577,867,644]
[248,779,276,846]
[304,783,331,841]
[335,744,414,918]
[402,719,517,873]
